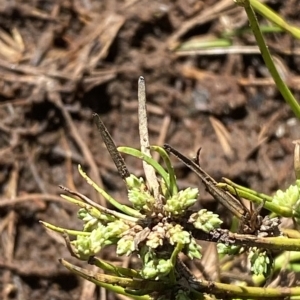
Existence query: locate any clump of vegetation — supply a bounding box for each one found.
[41,0,300,299]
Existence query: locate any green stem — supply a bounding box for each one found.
[251,0,300,39]
[217,181,293,217]
[151,146,178,196]
[118,147,171,193]
[221,178,272,202]
[78,165,142,218]
[90,256,142,278]
[199,276,300,298]
[40,221,90,236]
[234,0,300,119]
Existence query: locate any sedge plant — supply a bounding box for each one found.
[41,1,300,299]
[41,83,300,299]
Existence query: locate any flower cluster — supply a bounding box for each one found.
[248,247,273,277]
[42,146,223,298]
[272,180,300,220]
[69,170,220,279]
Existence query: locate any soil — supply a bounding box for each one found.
[1,1,300,300]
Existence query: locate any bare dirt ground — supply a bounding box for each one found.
[1,1,300,299]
